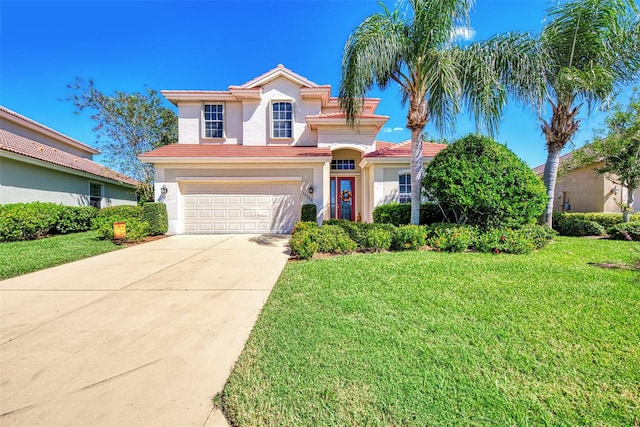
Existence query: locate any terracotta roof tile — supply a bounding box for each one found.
[139,144,332,159]
[365,140,448,158]
[0,129,138,186]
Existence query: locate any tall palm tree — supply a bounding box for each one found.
[339,0,544,225]
[537,0,640,226]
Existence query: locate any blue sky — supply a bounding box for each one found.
[1,0,634,168]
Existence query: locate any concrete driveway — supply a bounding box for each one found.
[0,234,290,427]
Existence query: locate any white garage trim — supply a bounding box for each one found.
[176,176,302,183]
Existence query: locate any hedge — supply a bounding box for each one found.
[608,221,640,241]
[552,212,640,232]
[143,203,168,236]
[301,204,317,222]
[372,202,446,226]
[0,202,98,242]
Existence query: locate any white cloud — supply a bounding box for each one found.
[451,26,476,42]
[382,127,406,133]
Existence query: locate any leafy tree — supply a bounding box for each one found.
[67,79,177,202]
[569,89,640,222]
[528,0,640,227]
[423,134,547,228]
[339,0,544,225]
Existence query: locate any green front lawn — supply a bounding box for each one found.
[0,231,123,280]
[220,237,639,426]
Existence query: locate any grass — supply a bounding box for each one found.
[0,231,123,280]
[220,237,640,426]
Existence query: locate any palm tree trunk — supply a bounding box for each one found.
[410,128,424,225]
[542,147,562,227]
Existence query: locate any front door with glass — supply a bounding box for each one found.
[330,177,355,221]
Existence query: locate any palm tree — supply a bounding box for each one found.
[537,0,640,226]
[339,0,544,225]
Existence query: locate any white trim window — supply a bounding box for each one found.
[272,101,293,138]
[398,174,411,203]
[89,182,103,209]
[204,104,224,138]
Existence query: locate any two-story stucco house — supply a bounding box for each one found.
[0,106,138,207]
[140,65,446,234]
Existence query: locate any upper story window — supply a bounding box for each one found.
[331,159,355,170]
[204,104,224,138]
[272,101,293,138]
[399,174,411,203]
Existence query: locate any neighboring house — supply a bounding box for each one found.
[140,65,446,234]
[0,106,138,208]
[533,152,639,214]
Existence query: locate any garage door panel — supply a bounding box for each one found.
[182,181,300,234]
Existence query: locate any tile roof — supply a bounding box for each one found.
[139,144,332,159]
[0,129,138,186]
[364,140,448,158]
[0,106,100,155]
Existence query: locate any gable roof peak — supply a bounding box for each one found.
[234,64,320,90]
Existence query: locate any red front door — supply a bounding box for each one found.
[330,177,355,221]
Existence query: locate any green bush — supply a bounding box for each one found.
[315,225,357,254]
[472,228,536,255]
[96,217,149,242]
[55,206,98,234]
[518,224,557,250]
[93,205,146,242]
[552,212,640,230]
[301,204,317,222]
[143,202,168,236]
[372,202,446,226]
[555,216,606,237]
[292,221,318,234]
[426,224,476,252]
[324,219,396,249]
[364,227,393,251]
[289,229,319,260]
[608,221,640,241]
[0,202,61,241]
[392,225,427,250]
[423,134,547,228]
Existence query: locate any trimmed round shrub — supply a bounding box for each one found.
[0,202,61,241]
[315,225,357,254]
[143,202,168,236]
[473,228,535,255]
[518,224,557,250]
[426,224,476,252]
[608,221,640,241]
[364,227,392,251]
[301,204,317,222]
[423,134,547,228]
[392,225,427,250]
[555,217,606,237]
[55,206,98,234]
[96,217,149,242]
[289,229,319,260]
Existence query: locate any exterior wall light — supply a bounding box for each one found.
[308,186,314,194]
[611,186,618,195]
[161,184,168,195]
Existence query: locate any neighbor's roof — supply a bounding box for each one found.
[139,144,332,162]
[0,129,138,186]
[532,152,573,175]
[0,106,100,155]
[364,140,448,158]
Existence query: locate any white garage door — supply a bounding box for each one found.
[182,181,301,234]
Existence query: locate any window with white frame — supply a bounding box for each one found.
[272,101,293,138]
[399,174,411,203]
[204,104,224,138]
[331,159,355,170]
